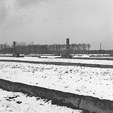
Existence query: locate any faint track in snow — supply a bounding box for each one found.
[0,59,113,68]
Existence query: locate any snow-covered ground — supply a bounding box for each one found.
[0,57,113,65]
[0,89,81,113]
[0,62,113,101]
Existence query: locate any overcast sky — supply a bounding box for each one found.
[0,0,113,49]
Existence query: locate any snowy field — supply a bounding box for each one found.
[0,89,81,113]
[0,61,113,101]
[0,57,113,65]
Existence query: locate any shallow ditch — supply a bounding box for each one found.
[0,79,112,113]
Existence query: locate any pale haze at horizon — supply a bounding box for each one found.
[0,0,113,50]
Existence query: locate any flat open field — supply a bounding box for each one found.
[0,57,113,112]
[0,57,113,100]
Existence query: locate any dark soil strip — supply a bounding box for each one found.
[73,57,113,61]
[0,79,113,113]
[0,59,113,68]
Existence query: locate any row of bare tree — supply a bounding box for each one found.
[0,42,91,55]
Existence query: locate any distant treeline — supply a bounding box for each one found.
[0,42,112,55]
[0,42,90,54]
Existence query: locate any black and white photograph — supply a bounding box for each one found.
[0,0,113,113]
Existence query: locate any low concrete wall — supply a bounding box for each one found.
[0,79,112,113]
[0,59,113,68]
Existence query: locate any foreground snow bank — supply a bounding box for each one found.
[0,89,81,113]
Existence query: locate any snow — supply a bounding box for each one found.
[0,57,113,65]
[0,62,113,101]
[73,54,90,57]
[0,89,81,113]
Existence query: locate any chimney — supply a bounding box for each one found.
[66,38,70,55]
[13,41,16,56]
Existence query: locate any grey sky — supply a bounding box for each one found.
[0,0,113,49]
